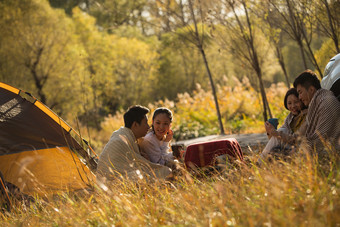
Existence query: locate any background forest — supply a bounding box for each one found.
[0,0,339,152]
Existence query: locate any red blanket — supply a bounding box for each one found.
[184,138,243,168]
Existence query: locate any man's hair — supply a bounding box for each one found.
[293,69,321,90]
[124,105,149,128]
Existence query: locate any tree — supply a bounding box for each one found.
[155,33,206,100]
[73,6,161,117]
[110,35,160,109]
[255,1,290,87]
[314,0,340,53]
[72,7,118,128]
[0,0,92,118]
[268,0,323,77]
[153,0,225,134]
[85,0,149,33]
[48,0,86,15]
[210,0,273,121]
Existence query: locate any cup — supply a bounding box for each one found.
[268,118,279,129]
[172,144,185,159]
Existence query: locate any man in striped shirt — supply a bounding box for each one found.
[294,70,340,158]
[96,105,171,183]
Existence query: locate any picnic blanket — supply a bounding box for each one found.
[184,138,243,168]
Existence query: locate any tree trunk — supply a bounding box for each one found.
[303,40,323,77]
[256,66,272,121]
[299,17,324,77]
[275,46,290,88]
[27,47,47,104]
[297,39,308,69]
[285,0,308,70]
[200,47,225,135]
[188,0,225,135]
[243,0,272,121]
[260,82,268,121]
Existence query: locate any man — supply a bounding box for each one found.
[293,70,340,157]
[96,105,171,183]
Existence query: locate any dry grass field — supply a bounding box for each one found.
[1,149,339,226]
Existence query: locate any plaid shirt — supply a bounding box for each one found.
[303,89,340,154]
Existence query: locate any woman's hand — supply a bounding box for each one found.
[265,121,278,137]
[164,129,173,142]
[265,121,275,135]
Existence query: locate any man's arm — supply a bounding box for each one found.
[307,94,340,152]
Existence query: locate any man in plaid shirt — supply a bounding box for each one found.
[294,70,340,158]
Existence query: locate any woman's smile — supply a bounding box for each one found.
[153,113,171,140]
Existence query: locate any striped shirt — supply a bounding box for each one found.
[303,89,340,155]
[96,127,171,183]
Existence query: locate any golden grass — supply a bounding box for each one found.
[1,150,339,226]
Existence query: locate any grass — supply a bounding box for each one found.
[1,81,337,226]
[1,149,339,226]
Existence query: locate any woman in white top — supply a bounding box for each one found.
[139,107,175,167]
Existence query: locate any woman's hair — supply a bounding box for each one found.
[152,107,173,122]
[284,88,303,110]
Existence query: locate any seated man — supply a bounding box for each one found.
[96,105,171,183]
[293,70,340,157]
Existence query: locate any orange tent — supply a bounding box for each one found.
[0,82,97,197]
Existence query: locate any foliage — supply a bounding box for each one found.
[0,1,163,123]
[315,38,339,77]
[313,0,340,53]
[87,0,148,31]
[0,0,92,118]
[0,0,337,139]
[155,32,207,101]
[1,152,339,226]
[48,0,83,15]
[72,7,118,126]
[88,80,288,152]
[172,78,288,140]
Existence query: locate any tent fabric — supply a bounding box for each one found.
[0,147,94,196]
[0,87,76,153]
[0,82,97,196]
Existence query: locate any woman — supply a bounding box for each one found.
[139,107,175,168]
[259,88,307,161]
